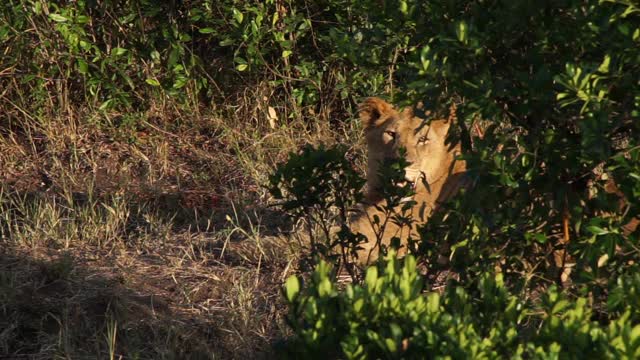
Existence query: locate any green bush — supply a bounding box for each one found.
[283,254,640,358]
[268,0,640,357]
[268,145,416,275]
[269,144,366,270]
[1,0,391,117]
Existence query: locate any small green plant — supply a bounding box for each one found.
[360,150,420,259]
[268,144,365,273]
[269,143,419,278]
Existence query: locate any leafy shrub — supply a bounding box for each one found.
[269,145,365,268]
[405,0,640,293]
[1,0,393,119]
[283,254,640,358]
[269,145,416,277]
[268,0,640,357]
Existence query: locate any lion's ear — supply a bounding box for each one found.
[359,97,393,128]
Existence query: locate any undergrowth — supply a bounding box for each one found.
[0,0,364,358]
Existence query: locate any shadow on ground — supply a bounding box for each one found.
[0,248,229,359]
[0,188,294,359]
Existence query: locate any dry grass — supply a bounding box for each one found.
[0,82,362,358]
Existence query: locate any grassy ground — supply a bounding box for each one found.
[0,85,365,358]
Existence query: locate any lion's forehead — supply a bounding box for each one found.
[371,115,448,146]
[397,117,429,138]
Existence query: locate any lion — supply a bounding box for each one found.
[350,97,469,265]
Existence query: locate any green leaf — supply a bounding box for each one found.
[145,78,161,87]
[456,21,468,43]
[365,267,378,290]
[282,50,292,58]
[199,27,215,34]
[49,14,68,22]
[385,338,397,353]
[551,300,569,315]
[77,59,88,74]
[390,323,402,340]
[534,233,547,244]
[285,276,300,302]
[150,50,161,62]
[33,1,43,14]
[399,0,408,15]
[318,278,333,297]
[587,225,608,236]
[597,54,611,73]
[630,325,640,344]
[232,8,244,25]
[219,38,234,47]
[427,293,440,313]
[450,239,468,258]
[0,26,9,41]
[173,76,188,89]
[236,64,248,71]
[76,15,90,24]
[353,298,364,313]
[112,47,128,56]
[99,99,113,111]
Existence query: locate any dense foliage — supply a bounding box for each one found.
[267,0,640,358]
[1,0,387,117]
[283,254,640,358]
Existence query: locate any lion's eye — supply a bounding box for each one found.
[418,135,429,144]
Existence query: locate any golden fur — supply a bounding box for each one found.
[352,97,468,264]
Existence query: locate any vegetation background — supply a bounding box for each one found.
[1,0,639,358]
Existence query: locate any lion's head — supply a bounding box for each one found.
[349,97,468,265]
[359,97,465,204]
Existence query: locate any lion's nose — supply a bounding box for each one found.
[404,168,422,184]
